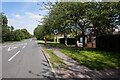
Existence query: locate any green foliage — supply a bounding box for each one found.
[34,25,45,40]
[0,13,2,43]
[96,34,120,53]
[21,29,32,39]
[12,30,24,41]
[59,49,120,70]
[39,2,120,48]
[1,13,33,42]
[86,2,120,36]
[46,35,55,41]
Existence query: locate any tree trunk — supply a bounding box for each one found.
[56,36,57,43]
[75,36,78,47]
[82,31,85,50]
[45,37,47,44]
[64,33,67,46]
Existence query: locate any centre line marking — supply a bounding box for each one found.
[22,45,26,49]
[8,51,20,61]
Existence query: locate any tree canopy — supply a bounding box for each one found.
[1,13,33,42]
[34,25,45,40]
[34,2,120,48]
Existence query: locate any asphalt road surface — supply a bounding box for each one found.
[2,38,54,78]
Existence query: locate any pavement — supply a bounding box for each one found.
[53,49,120,78]
[1,38,54,78]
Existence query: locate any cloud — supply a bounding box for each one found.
[8,12,43,34]
[25,12,43,21]
[15,14,21,18]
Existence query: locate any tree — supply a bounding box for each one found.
[1,13,33,42]
[34,25,45,40]
[87,2,120,36]
[12,30,24,41]
[2,13,11,41]
[42,2,90,47]
[21,29,32,39]
[42,2,75,45]
[40,2,120,49]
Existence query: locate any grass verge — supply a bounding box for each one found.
[37,40,65,46]
[2,39,30,44]
[58,49,120,70]
[44,49,67,69]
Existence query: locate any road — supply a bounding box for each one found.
[2,38,54,78]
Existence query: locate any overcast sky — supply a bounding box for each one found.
[2,2,49,35]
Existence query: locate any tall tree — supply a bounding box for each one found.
[34,25,45,40]
[40,2,120,48]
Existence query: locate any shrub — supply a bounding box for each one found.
[96,34,120,53]
[47,38,54,42]
[60,38,76,45]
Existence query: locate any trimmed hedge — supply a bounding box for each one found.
[47,38,54,42]
[60,38,76,45]
[37,38,40,40]
[96,34,120,53]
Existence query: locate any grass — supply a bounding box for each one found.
[46,43,65,46]
[44,49,67,69]
[38,42,64,46]
[58,49,120,70]
[37,40,65,46]
[2,39,29,44]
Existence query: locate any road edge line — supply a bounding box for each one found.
[39,44,57,78]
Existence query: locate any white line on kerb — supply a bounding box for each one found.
[8,51,20,61]
[22,45,26,49]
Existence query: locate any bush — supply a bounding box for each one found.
[60,38,76,45]
[96,34,120,53]
[47,38,54,42]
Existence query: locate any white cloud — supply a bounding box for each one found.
[25,12,43,21]
[15,15,21,18]
[8,12,43,34]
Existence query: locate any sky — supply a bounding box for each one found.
[2,2,49,35]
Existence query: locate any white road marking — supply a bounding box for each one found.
[8,47,11,51]
[8,47,17,51]
[22,45,26,49]
[25,43,27,45]
[8,51,20,61]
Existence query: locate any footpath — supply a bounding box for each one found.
[53,49,120,78]
[39,43,120,78]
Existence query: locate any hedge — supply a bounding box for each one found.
[96,34,120,53]
[47,38,54,42]
[60,38,76,45]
